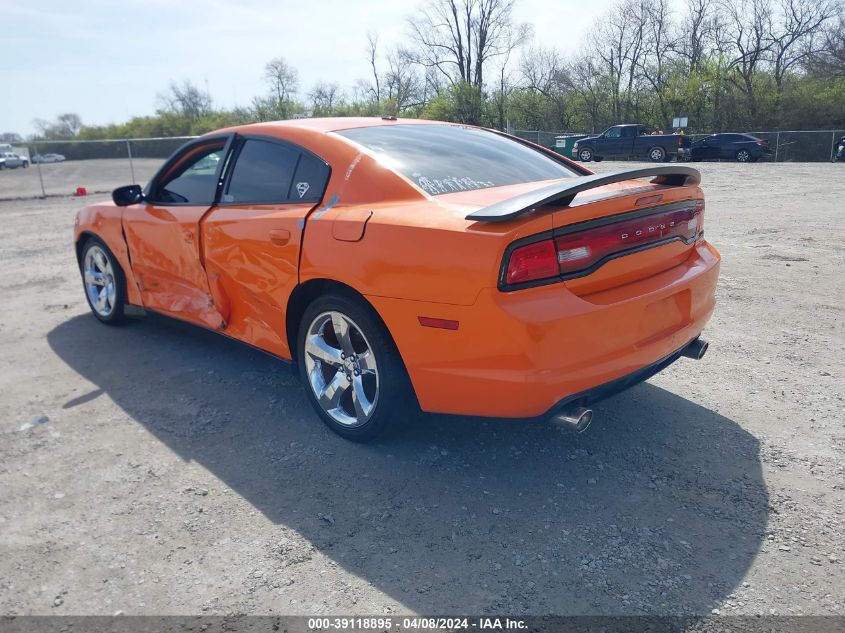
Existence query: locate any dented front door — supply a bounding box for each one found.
[122,136,231,329]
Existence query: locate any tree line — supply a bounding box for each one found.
[10,0,845,146]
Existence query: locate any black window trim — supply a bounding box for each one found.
[215,133,332,207]
[144,133,236,207]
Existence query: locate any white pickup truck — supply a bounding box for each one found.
[0,151,29,169]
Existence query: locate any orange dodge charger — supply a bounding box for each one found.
[74,118,720,440]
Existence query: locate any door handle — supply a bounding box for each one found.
[269,229,291,246]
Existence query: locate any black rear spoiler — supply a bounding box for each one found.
[465,166,701,222]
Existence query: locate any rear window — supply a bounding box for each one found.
[336,124,576,196]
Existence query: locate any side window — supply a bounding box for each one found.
[605,127,622,139]
[225,140,298,204]
[154,143,225,204]
[291,153,330,202]
[223,139,329,204]
[621,126,636,138]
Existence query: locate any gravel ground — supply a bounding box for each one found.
[0,161,842,617]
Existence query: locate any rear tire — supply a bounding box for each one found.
[648,146,667,162]
[296,293,416,442]
[80,237,127,325]
[736,149,752,162]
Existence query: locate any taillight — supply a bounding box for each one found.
[756,140,767,146]
[505,239,559,285]
[501,201,704,289]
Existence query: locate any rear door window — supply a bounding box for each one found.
[223,139,329,204]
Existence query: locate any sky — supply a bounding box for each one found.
[0,0,627,136]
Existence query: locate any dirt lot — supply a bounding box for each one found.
[0,161,843,617]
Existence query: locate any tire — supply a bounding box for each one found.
[736,149,752,163]
[648,146,667,162]
[297,293,416,441]
[80,237,127,325]
[578,147,594,162]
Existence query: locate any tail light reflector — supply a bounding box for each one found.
[502,201,704,289]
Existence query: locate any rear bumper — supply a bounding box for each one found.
[369,240,720,418]
[544,337,694,416]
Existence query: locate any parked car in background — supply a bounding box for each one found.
[833,135,845,162]
[31,153,66,164]
[0,152,29,169]
[572,124,690,163]
[682,134,772,163]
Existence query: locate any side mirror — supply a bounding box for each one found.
[112,184,144,206]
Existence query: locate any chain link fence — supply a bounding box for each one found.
[513,129,845,162]
[1,129,843,201]
[0,137,196,200]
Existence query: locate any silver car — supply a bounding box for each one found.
[0,152,29,169]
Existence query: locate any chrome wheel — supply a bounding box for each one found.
[737,150,751,162]
[304,311,379,427]
[83,245,117,317]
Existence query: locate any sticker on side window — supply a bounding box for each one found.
[296,182,310,198]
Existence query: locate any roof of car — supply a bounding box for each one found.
[243,117,446,133]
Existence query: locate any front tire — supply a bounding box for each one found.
[80,237,127,325]
[297,293,415,441]
[578,147,594,162]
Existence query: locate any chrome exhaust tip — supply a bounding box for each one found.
[550,406,593,433]
[681,338,709,360]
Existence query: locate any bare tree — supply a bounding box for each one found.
[768,0,838,91]
[680,0,719,70]
[589,0,650,121]
[719,0,773,120]
[158,80,213,121]
[638,0,680,123]
[264,57,300,103]
[56,113,83,137]
[567,55,611,132]
[384,47,425,111]
[366,32,382,102]
[810,11,845,76]
[33,113,84,139]
[308,82,343,113]
[520,45,575,128]
[407,0,530,88]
